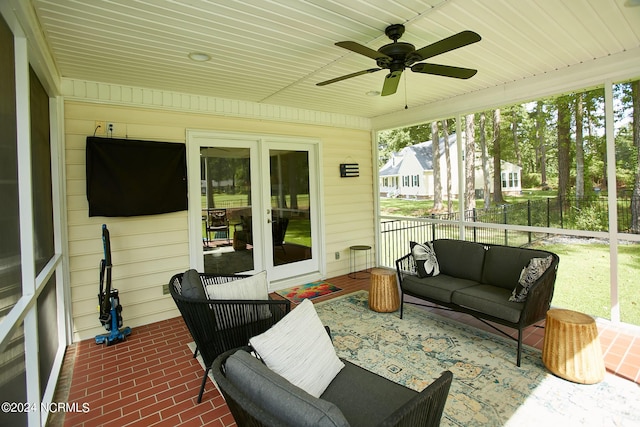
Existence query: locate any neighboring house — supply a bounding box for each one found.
[379,133,522,199]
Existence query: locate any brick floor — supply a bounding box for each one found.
[48,273,640,426]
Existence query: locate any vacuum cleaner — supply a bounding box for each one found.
[95,224,131,345]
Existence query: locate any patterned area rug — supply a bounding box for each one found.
[314,291,640,427]
[275,281,342,303]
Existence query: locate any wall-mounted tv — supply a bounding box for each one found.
[86,136,187,217]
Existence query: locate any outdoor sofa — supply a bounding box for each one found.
[396,238,559,366]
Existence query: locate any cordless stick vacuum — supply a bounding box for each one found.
[95,224,131,345]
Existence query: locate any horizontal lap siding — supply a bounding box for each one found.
[64,101,373,341]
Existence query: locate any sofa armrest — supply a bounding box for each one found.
[395,253,415,285]
[518,253,560,326]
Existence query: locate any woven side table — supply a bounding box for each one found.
[542,308,605,384]
[369,268,400,313]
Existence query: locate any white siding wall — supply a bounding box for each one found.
[64,101,373,341]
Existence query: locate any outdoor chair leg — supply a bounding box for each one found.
[197,367,210,403]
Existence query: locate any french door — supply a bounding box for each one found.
[187,131,323,289]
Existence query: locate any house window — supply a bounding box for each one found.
[412,175,419,187]
[402,176,409,186]
[501,173,508,188]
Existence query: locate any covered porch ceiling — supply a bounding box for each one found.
[27,0,640,124]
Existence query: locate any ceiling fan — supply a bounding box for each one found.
[317,24,481,96]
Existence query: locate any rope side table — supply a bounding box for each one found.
[542,308,605,384]
[369,268,400,313]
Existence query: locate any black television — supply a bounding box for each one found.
[86,136,187,217]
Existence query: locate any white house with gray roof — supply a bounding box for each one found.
[379,133,522,199]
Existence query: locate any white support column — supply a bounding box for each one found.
[456,116,465,239]
[604,81,620,323]
[15,34,41,426]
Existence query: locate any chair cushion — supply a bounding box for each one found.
[225,350,349,427]
[180,269,206,299]
[433,239,486,281]
[321,360,417,427]
[250,299,345,398]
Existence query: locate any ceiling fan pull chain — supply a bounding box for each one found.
[404,73,408,109]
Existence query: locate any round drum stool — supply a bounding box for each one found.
[542,308,605,384]
[369,268,400,313]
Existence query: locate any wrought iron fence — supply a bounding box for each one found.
[378,195,637,268]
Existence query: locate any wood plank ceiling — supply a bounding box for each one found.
[30,0,640,119]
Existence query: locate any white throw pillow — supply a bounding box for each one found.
[249,298,345,398]
[410,241,440,278]
[205,271,271,328]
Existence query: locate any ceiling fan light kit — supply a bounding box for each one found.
[317,24,481,96]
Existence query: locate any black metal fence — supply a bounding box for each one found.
[378,195,637,268]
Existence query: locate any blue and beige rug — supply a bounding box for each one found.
[314,291,640,427]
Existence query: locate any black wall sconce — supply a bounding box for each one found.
[340,163,359,177]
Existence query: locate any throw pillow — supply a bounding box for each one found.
[180,269,206,299]
[249,298,345,398]
[205,271,272,328]
[509,255,553,302]
[225,350,349,427]
[410,241,440,278]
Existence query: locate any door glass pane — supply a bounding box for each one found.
[201,147,254,274]
[269,150,311,266]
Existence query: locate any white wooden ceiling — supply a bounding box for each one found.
[30,0,640,119]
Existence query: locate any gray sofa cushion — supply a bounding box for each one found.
[402,274,480,303]
[433,239,486,282]
[451,285,523,323]
[482,246,553,290]
[321,360,417,427]
[225,350,349,427]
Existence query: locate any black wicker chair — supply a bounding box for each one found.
[212,346,453,427]
[169,272,290,403]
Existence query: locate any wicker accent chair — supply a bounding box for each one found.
[169,273,290,403]
[212,346,453,427]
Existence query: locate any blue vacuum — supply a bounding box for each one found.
[95,224,131,345]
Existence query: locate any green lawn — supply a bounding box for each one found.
[528,241,640,325]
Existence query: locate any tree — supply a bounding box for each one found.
[575,92,585,200]
[377,128,411,167]
[442,119,453,213]
[492,109,505,203]
[535,101,548,187]
[431,121,443,211]
[631,80,640,234]
[479,112,491,208]
[557,95,572,202]
[465,114,476,211]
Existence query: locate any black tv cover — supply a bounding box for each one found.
[86,137,187,217]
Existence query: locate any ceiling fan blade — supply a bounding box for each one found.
[411,63,477,79]
[381,71,402,96]
[410,30,481,63]
[335,41,391,61]
[316,68,382,86]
